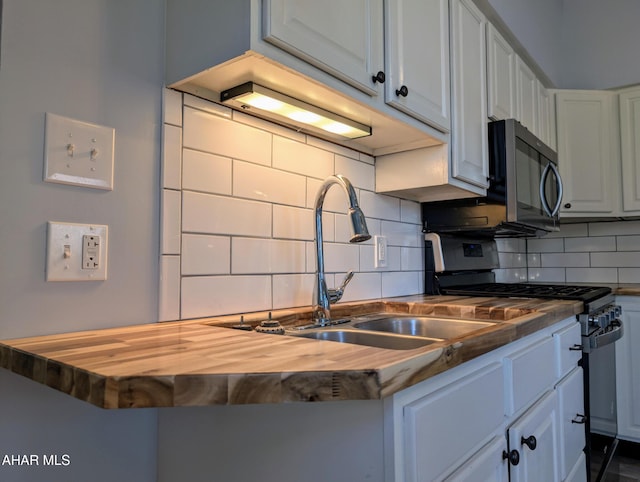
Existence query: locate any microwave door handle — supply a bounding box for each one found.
[540,164,553,216]
[548,163,564,216]
[539,163,564,217]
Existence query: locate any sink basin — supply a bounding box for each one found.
[352,314,496,339]
[292,329,439,350]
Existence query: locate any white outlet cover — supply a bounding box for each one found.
[46,222,108,281]
[44,112,115,190]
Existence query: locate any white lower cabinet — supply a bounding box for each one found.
[445,436,509,481]
[507,390,560,482]
[384,316,585,481]
[556,367,587,481]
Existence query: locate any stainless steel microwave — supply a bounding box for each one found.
[422,119,563,237]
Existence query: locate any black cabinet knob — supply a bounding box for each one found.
[572,414,587,424]
[371,71,386,84]
[395,85,409,97]
[502,449,520,466]
[569,344,583,351]
[521,435,537,451]
[564,203,572,209]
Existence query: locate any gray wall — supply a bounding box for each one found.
[487,0,640,89]
[0,1,163,480]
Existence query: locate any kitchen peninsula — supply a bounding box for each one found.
[0,295,581,409]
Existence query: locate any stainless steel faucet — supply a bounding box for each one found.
[313,175,371,325]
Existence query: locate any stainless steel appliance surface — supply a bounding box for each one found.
[422,119,563,237]
[424,233,623,482]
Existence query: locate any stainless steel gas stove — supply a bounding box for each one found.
[424,233,623,482]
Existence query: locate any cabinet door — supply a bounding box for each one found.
[444,436,509,482]
[403,363,504,482]
[556,367,586,481]
[553,321,582,380]
[619,87,640,213]
[537,80,555,149]
[515,56,538,135]
[486,23,515,121]
[450,0,489,189]
[555,91,620,215]
[565,452,587,482]
[616,298,640,443]
[385,0,450,131]
[263,0,384,95]
[508,390,560,482]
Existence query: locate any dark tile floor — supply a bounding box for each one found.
[591,438,640,482]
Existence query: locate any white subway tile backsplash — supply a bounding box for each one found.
[273,205,315,241]
[232,238,306,274]
[616,235,640,251]
[381,220,422,247]
[334,155,375,191]
[496,238,526,253]
[182,149,232,195]
[400,200,421,225]
[359,245,401,272]
[162,124,182,189]
[184,94,232,119]
[360,191,401,221]
[527,253,541,268]
[589,220,640,236]
[566,268,618,283]
[159,255,181,322]
[181,234,230,275]
[273,136,333,179]
[162,189,181,255]
[498,252,527,269]
[564,236,616,252]
[548,223,588,238]
[233,160,306,206]
[527,268,566,282]
[619,268,640,283]
[527,238,564,253]
[591,251,640,267]
[163,88,183,126]
[541,253,589,268]
[494,268,527,283]
[181,276,271,319]
[272,274,315,309]
[320,243,361,273]
[382,271,423,297]
[400,246,423,271]
[182,191,271,237]
[341,272,382,302]
[183,107,271,166]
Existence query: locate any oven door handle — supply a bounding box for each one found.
[540,162,564,217]
[588,320,623,352]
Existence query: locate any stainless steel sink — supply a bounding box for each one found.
[292,329,439,350]
[351,314,496,339]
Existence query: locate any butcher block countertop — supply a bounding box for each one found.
[0,295,583,409]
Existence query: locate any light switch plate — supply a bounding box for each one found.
[44,112,115,190]
[46,222,108,281]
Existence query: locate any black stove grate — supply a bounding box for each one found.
[441,283,612,304]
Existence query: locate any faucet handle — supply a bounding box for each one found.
[328,271,354,304]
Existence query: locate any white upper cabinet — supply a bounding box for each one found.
[555,90,628,217]
[263,0,384,96]
[619,86,640,212]
[486,23,515,121]
[450,0,489,189]
[515,56,538,135]
[537,79,556,149]
[385,0,450,131]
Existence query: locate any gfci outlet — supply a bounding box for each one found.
[46,222,108,281]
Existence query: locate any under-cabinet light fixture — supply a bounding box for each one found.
[220,82,372,140]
